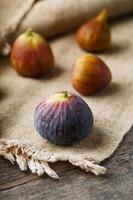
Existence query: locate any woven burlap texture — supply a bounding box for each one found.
[16,0,133,38]
[0,0,133,178]
[0,0,133,39]
[0,16,133,178]
[0,0,35,36]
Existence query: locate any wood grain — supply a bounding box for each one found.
[0,126,133,200]
[0,159,74,191]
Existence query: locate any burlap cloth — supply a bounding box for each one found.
[0,0,133,178]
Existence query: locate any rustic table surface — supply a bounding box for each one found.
[0,126,133,200]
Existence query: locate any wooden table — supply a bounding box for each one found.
[0,126,133,200]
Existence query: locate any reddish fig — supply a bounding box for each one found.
[11,28,54,77]
[71,54,112,95]
[76,10,111,52]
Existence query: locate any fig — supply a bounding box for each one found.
[34,91,93,146]
[11,28,54,77]
[71,54,112,95]
[76,10,111,52]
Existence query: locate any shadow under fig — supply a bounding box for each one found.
[109,13,133,26]
[90,82,122,98]
[39,65,64,80]
[74,125,108,150]
[94,41,130,56]
[103,41,130,55]
[0,87,9,101]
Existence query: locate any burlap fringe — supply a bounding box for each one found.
[0,138,106,178]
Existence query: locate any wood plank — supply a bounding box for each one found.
[0,126,133,200]
[0,159,74,191]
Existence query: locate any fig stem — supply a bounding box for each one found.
[63,91,68,98]
[97,9,108,21]
[25,28,33,36]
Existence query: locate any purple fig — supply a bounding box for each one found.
[34,91,93,146]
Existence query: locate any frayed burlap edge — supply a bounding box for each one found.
[0,139,106,179]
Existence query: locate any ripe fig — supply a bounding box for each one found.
[76,10,111,52]
[71,54,112,95]
[11,28,54,77]
[34,91,93,146]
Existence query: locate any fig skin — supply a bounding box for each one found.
[71,54,112,95]
[76,10,111,52]
[11,28,54,77]
[34,91,93,146]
